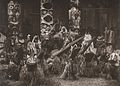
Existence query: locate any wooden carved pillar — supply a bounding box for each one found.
[8,0,21,45]
[40,0,53,40]
[69,0,81,32]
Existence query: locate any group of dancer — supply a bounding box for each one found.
[1,25,120,83]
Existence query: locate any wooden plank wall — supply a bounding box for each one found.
[0,0,7,34]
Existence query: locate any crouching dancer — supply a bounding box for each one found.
[60,45,78,80]
[107,51,120,80]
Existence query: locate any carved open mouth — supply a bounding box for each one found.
[44,15,53,23]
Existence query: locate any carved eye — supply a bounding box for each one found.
[41,9,48,15]
[9,5,14,9]
[49,10,53,15]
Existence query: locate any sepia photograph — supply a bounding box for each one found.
[0,0,120,86]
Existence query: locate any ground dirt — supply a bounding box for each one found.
[53,77,120,86]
